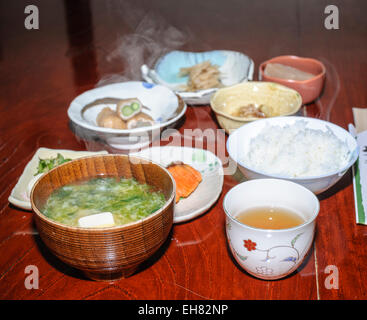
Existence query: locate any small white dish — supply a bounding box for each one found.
[67,81,187,150]
[226,116,359,194]
[132,146,224,223]
[141,50,254,105]
[8,148,108,210]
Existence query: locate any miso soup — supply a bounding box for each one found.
[42,177,166,227]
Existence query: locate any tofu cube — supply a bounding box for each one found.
[78,212,115,228]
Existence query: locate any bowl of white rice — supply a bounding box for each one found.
[226,116,358,194]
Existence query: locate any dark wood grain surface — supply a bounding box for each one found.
[0,0,366,300]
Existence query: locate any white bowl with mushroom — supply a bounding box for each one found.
[67,81,187,150]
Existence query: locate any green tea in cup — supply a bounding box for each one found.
[235,206,305,230]
[223,178,320,280]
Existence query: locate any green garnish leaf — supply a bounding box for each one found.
[35,153,71,176]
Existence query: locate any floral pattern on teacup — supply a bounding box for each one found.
[243,239,257,251]
[242,233,304,276]
[255,266,274,276]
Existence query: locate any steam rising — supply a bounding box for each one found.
[97,10,187,86]
[71,3,339,158]
[72,5,188,153]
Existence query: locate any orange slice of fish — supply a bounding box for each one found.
[167,164,202,203]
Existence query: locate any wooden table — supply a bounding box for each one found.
[1,0,366,300]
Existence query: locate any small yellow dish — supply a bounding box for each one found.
[210,81,302,134]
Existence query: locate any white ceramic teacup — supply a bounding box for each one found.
[223,179,320,280]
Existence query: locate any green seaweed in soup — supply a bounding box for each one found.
[42,177,166,227]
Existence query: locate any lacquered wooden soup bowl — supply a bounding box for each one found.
[30,154,175,281]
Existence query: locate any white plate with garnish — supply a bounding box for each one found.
[9,148,108,210]
[132,146,224,223]
[141,50,254,105]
